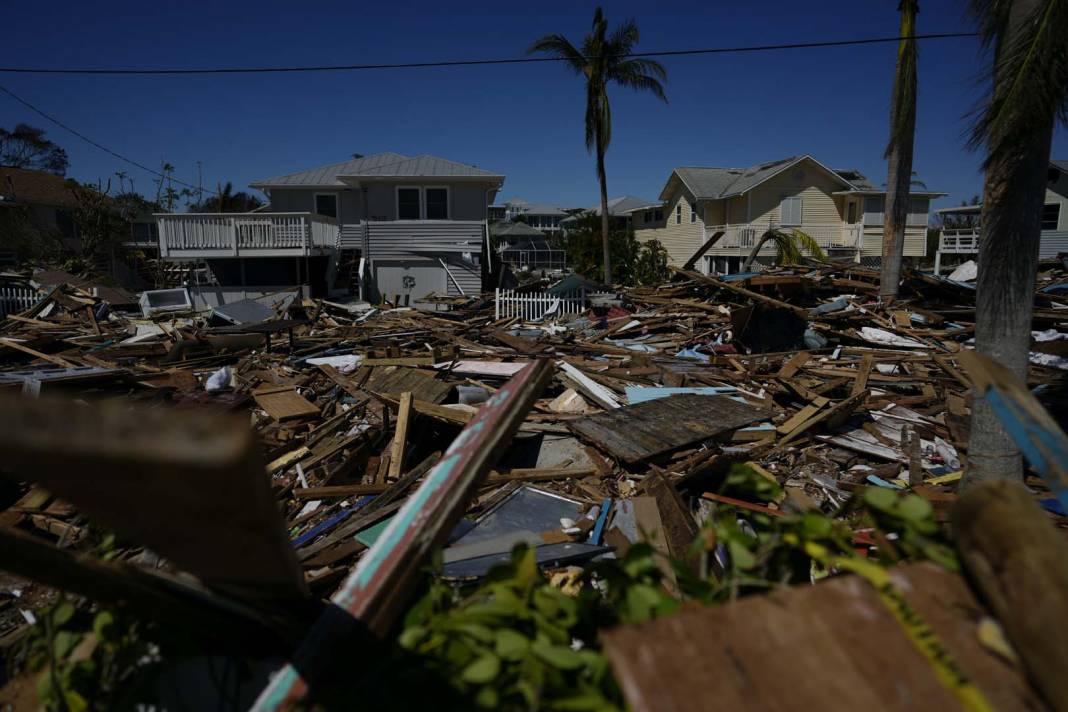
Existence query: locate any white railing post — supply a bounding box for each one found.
[230,217,239,256]
[495,288,500,320]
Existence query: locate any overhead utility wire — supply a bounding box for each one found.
[0,84,218,195]
[0,33,977,75]
[0,32,977,189]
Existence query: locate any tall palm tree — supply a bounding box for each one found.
[742,228,826,271]
[963,0,1068,487]
[529,8,667,284]
[879,0,920,302]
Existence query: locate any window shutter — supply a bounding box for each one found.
[780,197,802,225]
[907,198,929,226]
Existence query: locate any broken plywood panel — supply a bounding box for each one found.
[252,385,319,421]
[602,563,1039,712]
[366,366,453,404]
[567,394,767,463]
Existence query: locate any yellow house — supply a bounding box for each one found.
[631,155,944,274]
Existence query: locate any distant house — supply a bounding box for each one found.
[934,159,1068,275]
[490,197,572,234]
[0,167,81,252]
[155,152,504,307]
[491,220,566,273]
[560,195,658,232]
[631,155,944,275]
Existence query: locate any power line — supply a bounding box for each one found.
[0,33,977,75]
[0,84,217,196]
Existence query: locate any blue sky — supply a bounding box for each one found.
[3,0,1066,210]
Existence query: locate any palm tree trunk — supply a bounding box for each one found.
[879,2,918,302]
[964,0,1054,487]
[880,137,914,300]
[596,139,611,284]
[742,233,774,271]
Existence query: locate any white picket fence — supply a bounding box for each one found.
[0,284,40,317]
[495,288,610,321]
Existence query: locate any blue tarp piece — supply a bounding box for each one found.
[720,272,761,282]
[290,496,375,547]
[674,347,711,363]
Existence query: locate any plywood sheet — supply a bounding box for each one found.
[366,366,453,404]
[567,394,767,463]
[252,385,319,421]
[602,563,1040,712]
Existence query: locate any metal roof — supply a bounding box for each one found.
[250,152,503,188]
[663,155,857,201]
[561,195,659,221]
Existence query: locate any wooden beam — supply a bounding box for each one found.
[0,337,75,368]
[387,391,413,480]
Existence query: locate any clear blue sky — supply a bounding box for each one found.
[3,0,1066,210]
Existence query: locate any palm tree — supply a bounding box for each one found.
[742,228,826,271]
[529,8,667,284]
[879,0,920,302]
[963,0,1068,487]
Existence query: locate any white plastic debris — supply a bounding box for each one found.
[205,366,232,392]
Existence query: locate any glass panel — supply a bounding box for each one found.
[315,194,337,218]
[426,188,448,220]
[398,188,421,220]
[1041,204,1060,231]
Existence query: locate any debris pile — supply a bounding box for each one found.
[1,258,1067,709]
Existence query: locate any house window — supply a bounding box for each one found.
[863,196,884,226]
[314,193,338,218]
[1042,203,1061,230]
[654,209,663,221]
[846,201,858,224]
[675,203,682,224]
[780,196,803,226]
[690,200,697,223]
[644,210,652,222]
[397,188,421,220]
[425,187,449,220]
[907,197,930,227]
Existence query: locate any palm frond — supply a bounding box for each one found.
[885,0,919,159]
[967,0,1068,161]
[610,63,668,104]
[787,228,826,263]
[607,18,640,55]
[527,34,587,74]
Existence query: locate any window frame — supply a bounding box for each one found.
[675,203,682,224]
[654,209,664,222]
[690,200,698,223]
[313,192,339,219]
[780,196,803,226]
[396,186,423,220]
[1041,203,1061,231]
[424,186,450,220]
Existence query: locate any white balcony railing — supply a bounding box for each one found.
[704,222,862,251]
[156,213,339,257]
[938,228,980,254]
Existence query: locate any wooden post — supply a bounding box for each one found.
[952,479,1068,711]
[387,391,413,480]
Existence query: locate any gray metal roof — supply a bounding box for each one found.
[664,156,857,201]
[250,151,502,188]
[491,221,545,238]
[501,197,569,216]
[559,195,658,223]
[1053,159,1068,174]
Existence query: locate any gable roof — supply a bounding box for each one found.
[0,167,80,208]
[491,221,545,239]
[663,155,856,201]
[249,151,503,188]
[501,197,570,216]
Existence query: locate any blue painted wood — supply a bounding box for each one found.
[625,386,738,404]
[589,498,612,545]
[290,495,375,548]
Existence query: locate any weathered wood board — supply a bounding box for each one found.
[567,394,767,463]
[366,366,453,404]
[602,563,1041,712]
[252,385,319,421]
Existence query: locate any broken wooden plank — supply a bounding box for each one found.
[568,394,767,464]
[387,391,413,480]
[253,385,319,421]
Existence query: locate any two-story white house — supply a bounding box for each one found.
[155,152,504,307]
[934,159,1068,275]
[631,155,944,275]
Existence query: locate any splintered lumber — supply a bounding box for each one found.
[568,394,767,464]
[0,525,301,651]
[602,563,1040,712]
[0,396,307,603]
[387,391,414,479]
[557,360,621,410]
[953,480,1068,712]
[366,366,453,404]
[778,390,868,446]
[0,337,75,368]
[251,360,553,710]
[957,349,1068,512]
[777,351,811,379]
[253,385,319,421]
